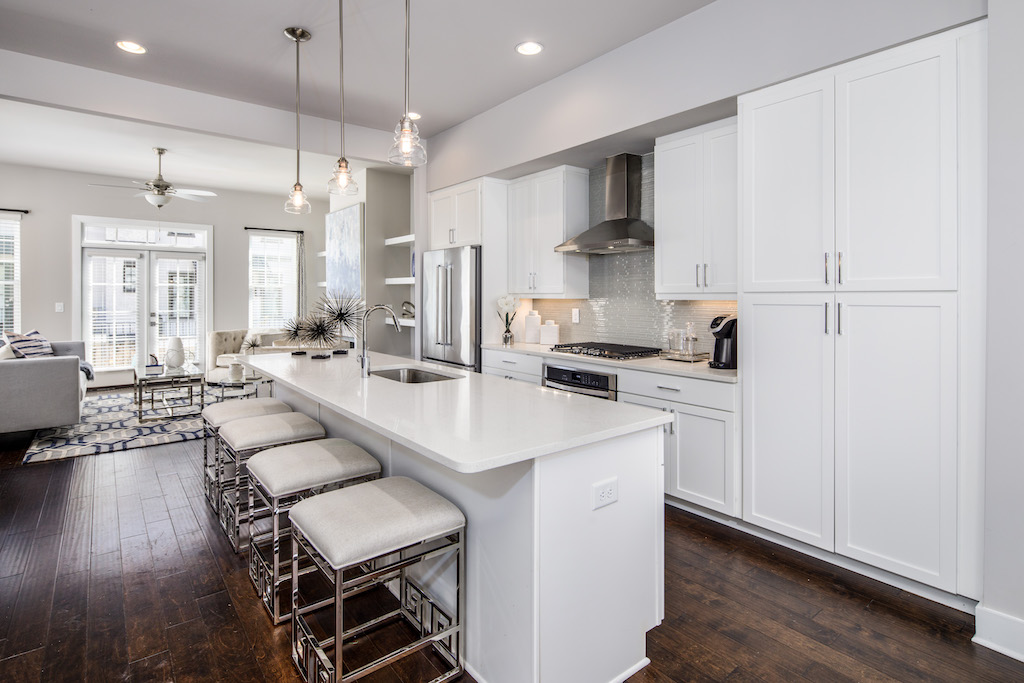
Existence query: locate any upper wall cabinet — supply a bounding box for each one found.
[741,35,959,292]
[429,178,496,250]
[507,166,589,299]
[655,118,738,299]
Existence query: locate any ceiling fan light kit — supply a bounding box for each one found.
[388,0,427,168]
[89,146,217,208]
[329,0,359,197]
[284,27,312,215]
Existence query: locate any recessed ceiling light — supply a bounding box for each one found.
[516,41,543,56]
[116,40,147,55]
[408,112,421,120]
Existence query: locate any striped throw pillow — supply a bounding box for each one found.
[3,330,54,357]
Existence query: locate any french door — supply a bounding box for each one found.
[83,249,206,370]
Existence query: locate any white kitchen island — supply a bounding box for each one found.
[240,351,671,683]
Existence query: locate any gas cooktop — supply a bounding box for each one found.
[549,342,661,360]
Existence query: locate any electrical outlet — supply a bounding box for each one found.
[54,302,64,313]
[571,308,580,323]
[592,477,618,510]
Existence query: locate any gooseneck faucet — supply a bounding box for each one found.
[361,304,401,377]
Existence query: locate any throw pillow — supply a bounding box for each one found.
[0,341,15,360]
[3,330,54,357]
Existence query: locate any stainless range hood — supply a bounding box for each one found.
[555,153,654,254]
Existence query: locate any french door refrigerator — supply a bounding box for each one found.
[421,246,481,371]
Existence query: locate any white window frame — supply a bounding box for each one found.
[0,212,22,335]
[247,228,304,330]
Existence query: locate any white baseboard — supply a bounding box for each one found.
[974,605,1024,663]
[465,656,651,682]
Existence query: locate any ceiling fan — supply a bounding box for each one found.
[91,147,217,208]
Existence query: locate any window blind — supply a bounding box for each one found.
[0,213,21,335]
[249,230,304,329]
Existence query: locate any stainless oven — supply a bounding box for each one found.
[541,364,617,401]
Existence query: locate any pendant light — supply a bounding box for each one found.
[329,0,358,195]
[388,0,426,167]
[284,27,312,214]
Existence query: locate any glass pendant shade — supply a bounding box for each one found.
[328,158,358,196]
[388,116,427,167]
[285,183,311,214]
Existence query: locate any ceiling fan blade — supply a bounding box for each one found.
[89,183,139,190]
[174,193,212,202]
[173,188,217,197]
[133,191,154,197]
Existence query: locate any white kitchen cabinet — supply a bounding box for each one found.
[622,393,739,517]
[655,118,737,298]
[507,166,589,299]
[740,72,835,292]
[741,294,835,550]
[481,349,542,384]
[741,31,959,293]
[428,178,490,250]
[834,293,958,591]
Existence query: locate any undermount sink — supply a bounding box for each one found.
[369,367,459,384]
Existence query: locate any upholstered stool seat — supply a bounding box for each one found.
[218,412,326,552]
[201,398,292,513]
[246,439,381,623]
[290,477,465,683]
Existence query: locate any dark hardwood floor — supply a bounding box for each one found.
[0,430,1022,682]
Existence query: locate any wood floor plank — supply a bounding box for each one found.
[40,570,88,683]
[86,549,130,682]
[0,573,23,642]
[145,518,185,577]
[156,570,200,627]
[120,534,168,662]
[0,646,44,683]
[34,460,73,538]
[4,533,60,657]
[128,650,174,683]
[116,493,148,540]
[56,494,92,576]
[165,617,217,683]
[91,486,121,555]
[195,591,266,683]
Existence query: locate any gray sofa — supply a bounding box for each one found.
[0,340,88,433]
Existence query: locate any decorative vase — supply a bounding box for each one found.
[228,362,244,382]
[502,329,514,347]
[164,336,185,369]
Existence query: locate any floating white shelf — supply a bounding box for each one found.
[384,234,415,246]
[384,277,415,286]
[316,250,327,258]
[317,281,327,288]
[385,316,416,328]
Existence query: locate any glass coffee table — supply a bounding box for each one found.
[206,366,275,401]
[134,363,206,422]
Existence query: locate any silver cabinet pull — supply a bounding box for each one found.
[838,251,843,285]
[703,263,708,288]
[825,252,829,285]
[824,301,829,334]
[669,408,676,435]
[656,385,681,392]
[696,264,700,288]
[501,360,517,365]
[837,301,843,335]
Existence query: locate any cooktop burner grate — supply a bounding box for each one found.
[550,342,662,360]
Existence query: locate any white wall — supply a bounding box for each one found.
[426,0,986,191]
[0,162,326,340]
[977,0,1024,662]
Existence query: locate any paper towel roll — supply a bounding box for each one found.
[539,320,560,345]
[524,310,541,344]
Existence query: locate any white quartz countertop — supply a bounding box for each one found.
[240,351,671,474]
[482,343,739,384]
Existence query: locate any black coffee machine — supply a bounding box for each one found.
[709,315,738,369]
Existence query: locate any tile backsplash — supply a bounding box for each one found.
[532,153,737,353]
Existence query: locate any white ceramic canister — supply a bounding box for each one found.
[524,310,541,344]
[228,362,244,382]
[539,319,560,345]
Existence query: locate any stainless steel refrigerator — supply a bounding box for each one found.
[421,246,481,371]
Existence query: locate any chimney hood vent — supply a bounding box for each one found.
[555,153,653,255]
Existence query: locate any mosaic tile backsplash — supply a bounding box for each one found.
[532,154,737,353]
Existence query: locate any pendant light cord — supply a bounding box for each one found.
[295,33,301,184]
[404,0,410,117]
[339,0,346,158]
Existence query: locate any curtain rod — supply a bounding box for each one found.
[0,208,30,214]
[245,226,304,234]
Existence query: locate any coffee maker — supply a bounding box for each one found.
[709,315,738,369]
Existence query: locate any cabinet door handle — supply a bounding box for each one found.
[837,302,843,335]
[837,251,843,285]
[656,385,681,392]
[703,263,708,288]
[501,360,517,365]
[824,301,829,334]
[824,252,829,285]
[696,264,700,288]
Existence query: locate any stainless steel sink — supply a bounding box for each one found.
[369,367,459,384]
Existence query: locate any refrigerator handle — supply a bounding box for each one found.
[445,264,454,346]
[435,264,445,346]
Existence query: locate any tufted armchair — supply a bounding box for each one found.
[206,329,286,370]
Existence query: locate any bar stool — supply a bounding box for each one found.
[289,476,465,683]
[201,398,292,513]
[246,438,382,624]
[218,412,326,552]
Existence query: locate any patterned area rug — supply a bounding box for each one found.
[24,389,210,464]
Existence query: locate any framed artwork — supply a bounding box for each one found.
[325,203,364,301]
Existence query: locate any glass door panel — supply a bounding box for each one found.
[150,252,205,368]
[83,249,144,369]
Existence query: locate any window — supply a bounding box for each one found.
[0,213,21,335]
[248,229,304,329]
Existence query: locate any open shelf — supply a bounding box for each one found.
[316,250,327,258]
[384,234,415,246]
[384,277,415,286]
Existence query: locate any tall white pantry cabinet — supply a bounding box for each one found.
[739,22,986,596]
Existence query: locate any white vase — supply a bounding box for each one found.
[228,362,244,382]
[164,337,185,369]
